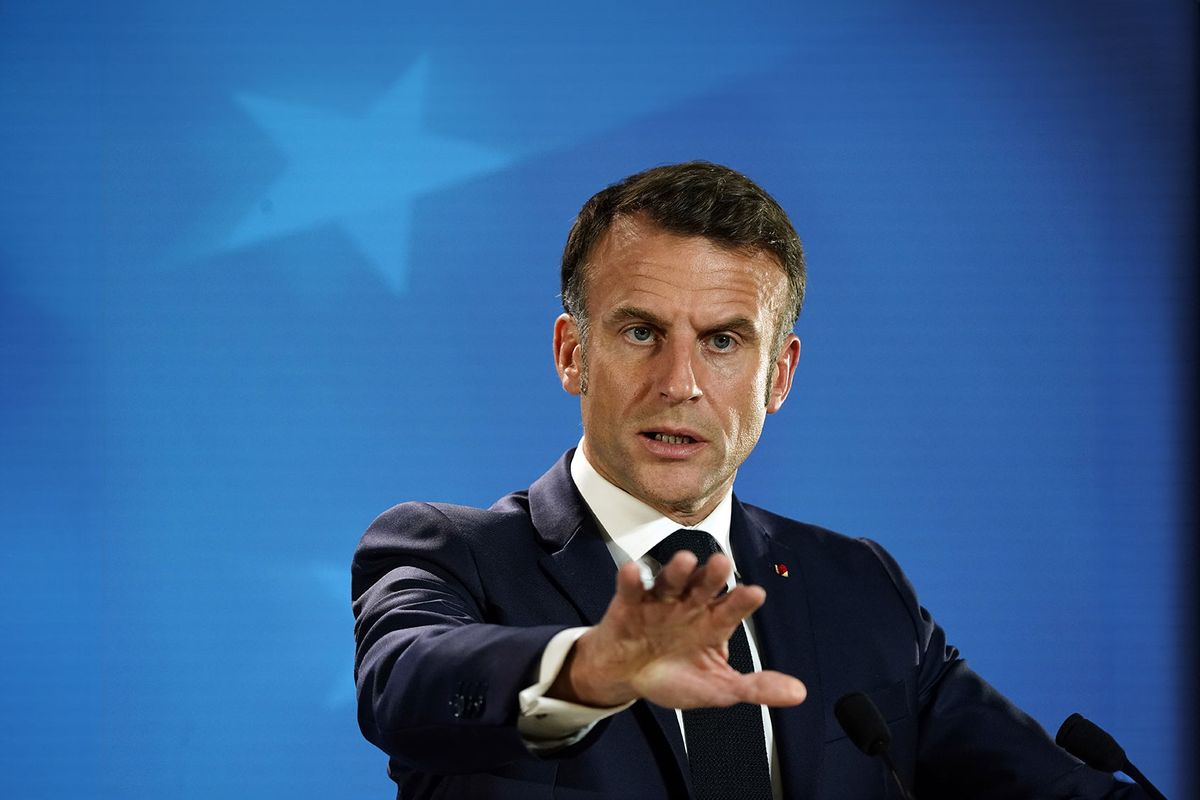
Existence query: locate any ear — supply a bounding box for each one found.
[553,313,584,396]
[766,334,801,414]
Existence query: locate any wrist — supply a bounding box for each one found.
[548,631,637,708]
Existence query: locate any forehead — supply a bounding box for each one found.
[585,217,788,320]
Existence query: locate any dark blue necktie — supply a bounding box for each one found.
[648,529,772,800]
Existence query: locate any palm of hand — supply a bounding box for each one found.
[563,554,806,710]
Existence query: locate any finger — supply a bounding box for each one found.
[615,560,646,604]
[733,670,807,707]
[684,553,733,602]
[662,667,807,710]
[709,584,767,627]
[652,550,699,600]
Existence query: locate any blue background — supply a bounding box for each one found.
[0,1,1192,796]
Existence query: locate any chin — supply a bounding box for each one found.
[635,477,711,511]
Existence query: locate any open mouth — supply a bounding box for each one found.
[642,432,699,445]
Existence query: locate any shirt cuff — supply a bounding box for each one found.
[517,626,635,749]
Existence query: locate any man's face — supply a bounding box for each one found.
[554,216,800,525]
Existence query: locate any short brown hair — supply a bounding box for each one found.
[560,161,805,344]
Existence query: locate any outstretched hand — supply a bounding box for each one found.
[548,552,807,710]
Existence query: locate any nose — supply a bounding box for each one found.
[656,339,703,404]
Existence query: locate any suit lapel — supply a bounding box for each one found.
[528,451,693,793]
[731,498,825,800]
[528,450,618,626]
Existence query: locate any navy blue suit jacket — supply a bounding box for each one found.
[352,451,1139,798]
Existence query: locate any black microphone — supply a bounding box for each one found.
[1056,713,1167,800]
[835,692,915,800]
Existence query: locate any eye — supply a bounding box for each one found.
[710,333,736,351]
[624,326,655,344]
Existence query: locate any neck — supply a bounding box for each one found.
[579,441,733,528]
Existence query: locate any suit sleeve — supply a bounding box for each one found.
[860,539,1147,799]
[351,501,569,774]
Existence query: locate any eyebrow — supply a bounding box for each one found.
[606,305,670,330]
[605,305,762,340]
[711,316,761,340]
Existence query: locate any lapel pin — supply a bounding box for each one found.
[773,563,789,578]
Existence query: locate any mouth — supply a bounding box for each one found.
[643,431,700,443]
[642,432,699,445]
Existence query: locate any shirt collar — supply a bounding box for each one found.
[570,438,735,571]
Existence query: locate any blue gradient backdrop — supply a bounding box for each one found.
[0,2,1193,797]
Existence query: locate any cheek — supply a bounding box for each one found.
[596,354,654,401]
[729,409,766,453]
[719,375,771,452]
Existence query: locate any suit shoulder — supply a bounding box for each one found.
[741,503,866,551]
[741,503,906,583]
[741,503,926,634]
[352,495,533,578]
[362,491,531,541]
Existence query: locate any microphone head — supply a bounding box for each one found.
[835,692,892,757]
[1055,713,1127,773]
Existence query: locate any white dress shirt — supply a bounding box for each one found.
[517,441,781,797]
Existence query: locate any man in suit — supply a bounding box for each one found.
[352,162,1142,798]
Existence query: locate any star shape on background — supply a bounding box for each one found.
[313,562,357,710]
[226,56,511,293]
